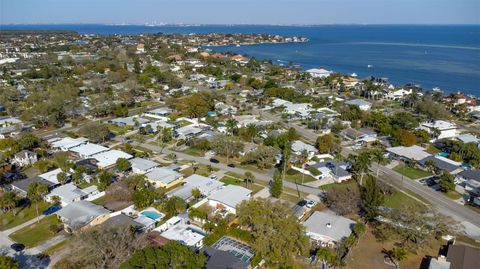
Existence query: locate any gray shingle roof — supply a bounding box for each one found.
[56,200,109,229]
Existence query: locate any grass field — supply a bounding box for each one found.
[383,191,425,210]
[182,147,205,157]
[393,164,431,179]
[10,215,61,248]
[0,201,51,231]
[220,176,264,194]
[284,170,317,184]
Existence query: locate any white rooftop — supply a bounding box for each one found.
[39,168,65,185]
[129,157,159,172]
[291,140,318,153]
[208,185,252,209]
[168,174,224,200]
[50,137,88,150]
[92,150,133,168]
[70,143,109,157]
[146,167,182,185]
[386,145,431,161]
[156,217,205,247]
[421,120,456,130]
[304,211,355,242]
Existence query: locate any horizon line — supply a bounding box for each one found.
[1,23,479,27]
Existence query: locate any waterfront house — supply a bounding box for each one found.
[306,68,333,78]
[419,120,458,140]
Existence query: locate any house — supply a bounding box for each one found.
[175,125,202,140]
[386,145,431,161]
[345,99,372,111]
[271,98,292,108]
[215,102,237,115]
[283,103,313,119]
[419,156,463,175]
[455,170,480,185]
[306,68,333,78]
[70,143,110,158]
[144,107,173,120]
[456,134,479,144]
[10,150,37,167]
[101,213,141,230]
[155,216,206,249]
[202,236,254,269]
[145,167,183,189]
[310,161,352,182]
[46,183,99,206]
[108,116,150,128]
[428,255,450,269]
[419,120,458,140]
[340,128,377,144]
[50,137,88,151]
[446,244,480,269]
[0,116,22,138]
[149,120,175,132]
[129,157,159,174]
[56,200,110,232]
[385,88,413,100]
[11,177,55,196]
[168,174,224,201]
[39,168,69,185]
[92,150,133,169]
[291,140,318,158]
[303,211,355,247]
[207,185,252,215]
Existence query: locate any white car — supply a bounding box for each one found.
[306,200,316,208]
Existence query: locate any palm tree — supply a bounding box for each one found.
[353,153,372,185]
[27,182,49,223]
[300,149,309,185]
[244,172,255,188]
[373,151,389,178]
[0,191,18,215]
[225,118,238,136]
[316,248,336,269]
[191,162,199,174]
[246,124,259,143]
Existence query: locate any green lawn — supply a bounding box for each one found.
[77,181,96,189]
[182,147,205,157]
[107,124,131,135]
[178,120,193,127]
[42,236,74,255]
[220,176,264,194]
[91,195,108,206]
[383,191,425,210]
[180,164,217,177]
[284,170,317,184]
[0,201,51,231]
[444,191,462,200]
[9,215,61,248]
[393,164,431,179]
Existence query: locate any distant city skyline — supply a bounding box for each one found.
[1,0,479,25]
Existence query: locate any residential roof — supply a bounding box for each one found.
[457,134,479,144]
[147,107,173,115]
[70,143,109,157]
[168,174,224,200]
[56,200,109,229]
[422,120,457,130]
[291,140,318,153]
[11,176,54,193]
[129,157,159,172]
[458,170,480,181]
[102,213,140,229]
[176,125,202,136]
[50,137,88,150]
[419,156,461,173]
[386,145,431,161]
[92,150,133,168]
[208,185,252,209]
[38,168,66,185]
[145,167,182,185]
[202,246,250,269]
[47,183,90,202]
[304,211,355,242]
[312,161,351,178]
[157,217,205,247]
[447,245,480,269]
[109,116,150,126]
[346,99,372,107]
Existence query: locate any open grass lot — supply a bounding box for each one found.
[91,195,107,206]
[77,181,96,189]
[220,176,264,194]
[284,170,317,184]
[180,164,217,177]
[0,201,51,231]
[181,147,205,157]
[9,215,61,248]
[107,124,131,135]
[345,226,445,269]
[383,191,426,210]
[393,164,431,179]
[444,190,462,200]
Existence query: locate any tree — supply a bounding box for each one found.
[241,145,278,169]
[237,199,309,267]
[157,127,173,153]
[225,118,238,136]
[132,188,158,209]
[97,170,114,191]
[361,175,384,221]
[27,182,49,223]
[244,171,255,188]
[316,133,336,153]
[191,188,202,200]
[56,172,68,185]
[120,242,207,269]
[211,135,244,164]
[163,196,187,217]
[439,172,455,193]
[17,132,41,150]
[373,151,388,178]
[351,152,372,185]
[116,157,131,172]
[270,169,283,198]
[325,183,361,215]
[79,123,110,143]
[55,226,147,269]
[0,255,19,269]
[316,247,336,269]
[383,248,408,269]
[0,191,17,214]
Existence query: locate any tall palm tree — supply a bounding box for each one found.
[225,118,238,136]
[353,153,372,185]
[373,151,389,178]
[27,182,49,223]
[0,191,18,215]
[300,149,309,185]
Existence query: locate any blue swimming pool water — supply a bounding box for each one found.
[141,211,164,220]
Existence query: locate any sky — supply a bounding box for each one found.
[1,0,479,25]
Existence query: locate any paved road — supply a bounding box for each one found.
[131,141,324,198]
[259,110,480,233]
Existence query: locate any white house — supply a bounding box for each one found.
[303,211,355,247]
[418,120,458,140]
[129,157,159,174]
[11,150,37,167]
[46,183,99,206]
[345,99,372,111]
[50,137,88,151]
[168,174,224,201]
[306,68,333,78]
[155,216,206,249]
[207,185,252,215]
[291,140,318,158]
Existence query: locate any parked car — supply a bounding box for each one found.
[43,205,62,216]
[297,200,307,207]
[210,175,218,180]
[306,200,316,208]
[11,243,25,252]
[227,163,235,168]
[209,158,219,164]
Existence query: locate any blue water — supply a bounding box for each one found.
[140,210,164,220]
[2,24,479,95]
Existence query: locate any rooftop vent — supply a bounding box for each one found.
[326,223,331,228]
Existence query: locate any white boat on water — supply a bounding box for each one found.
[236,44,241,47]
[432,87,442,92]
[367,64,373,68]
[351,73,358,77]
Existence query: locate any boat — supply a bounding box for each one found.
[351,73,358,77]
[236,44,241,47]
[367,65,373,68]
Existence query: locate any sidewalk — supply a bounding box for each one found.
[3,215,46,236]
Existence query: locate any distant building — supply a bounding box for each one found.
[419,120,458,140]
[345,99,372,111]
[10,150,37,167]
[306,68,333,78]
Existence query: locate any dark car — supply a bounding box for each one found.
[297,200,308,207]
[209,158,219,164]
[227,163,235,168]
[11,243,25,252]
[43,205,62,216]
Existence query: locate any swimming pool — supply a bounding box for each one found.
[140,211,164,220]
[437,152,449,157]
